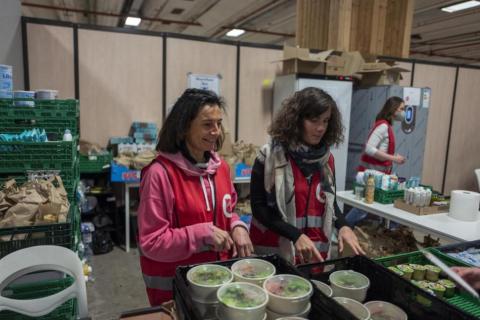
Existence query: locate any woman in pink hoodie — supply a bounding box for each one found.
[138,89,253,306]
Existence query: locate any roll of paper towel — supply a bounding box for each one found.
[448,190,480,221]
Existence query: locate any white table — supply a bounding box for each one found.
[123,178,251,252]
[337,190,480,243]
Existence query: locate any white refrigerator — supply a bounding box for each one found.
[273,74,353,193]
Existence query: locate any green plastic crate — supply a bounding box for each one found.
[79,153,112,173]
[0,99,79,136]
[377,250,480,318]
[0,161,79,205]
[374,188,405,204]
[0,277,76,320]
[0,138,78,173]
[0,205,80,259]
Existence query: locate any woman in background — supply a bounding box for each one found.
[346,96,407,226]
[138,89,253,305]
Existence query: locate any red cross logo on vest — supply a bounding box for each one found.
[316,182,326,203]
[222,194,233,218]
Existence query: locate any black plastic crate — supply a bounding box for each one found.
[174,254,355,320]
[297,255,477,320]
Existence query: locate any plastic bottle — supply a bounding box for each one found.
[365,175,375,204]
[63,129,72,141]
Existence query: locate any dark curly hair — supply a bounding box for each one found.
[269,87,344,147]
[376,96,404,125]
[156,88,226,153]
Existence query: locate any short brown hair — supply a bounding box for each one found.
[156,89,226,153]
[376,96,404,125]
[269,87,344,147]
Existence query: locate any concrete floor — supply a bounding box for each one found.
[86,247,149,320]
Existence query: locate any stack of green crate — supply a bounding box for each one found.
[0,98,81,256]
[79,152,112,173]
[0,98,81,319]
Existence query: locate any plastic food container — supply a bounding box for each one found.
[263,274,313,315]
[266,302,310,320]
[13,90,35,107]
[311,280,333,297]
[217,282,268,320]
[334,297,370,320]
[329,270,370,302]
[231,258,276,286]
[35,89,58,100]
[187,264,233,303]
[364,300,408,320]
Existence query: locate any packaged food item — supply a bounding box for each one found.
[396,264,413,280]
[425,265,441,281]
[387,266,404,277]
[438,279,456,298]
[428,282,446,298]
[410,264,427,281]
[365,175,375,204]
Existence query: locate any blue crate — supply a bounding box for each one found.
[110,162,140,182]
[234,162,252,180]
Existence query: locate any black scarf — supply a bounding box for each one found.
[287,142,329,179]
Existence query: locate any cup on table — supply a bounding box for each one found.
[354,186,365,200]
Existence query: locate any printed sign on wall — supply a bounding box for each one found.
[187,73,221,95]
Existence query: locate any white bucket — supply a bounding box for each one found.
[35,89,58,100]
[14,90,35,107]
[0,64,13,99]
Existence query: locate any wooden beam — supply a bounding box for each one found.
[383,0,414,57]
[327,0,352,51]
[296,0,330,50]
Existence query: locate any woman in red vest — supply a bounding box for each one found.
[346,96,406,226]
[249,87,364,264]
[138,89,253,306]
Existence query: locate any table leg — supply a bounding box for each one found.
[125,184,130,253]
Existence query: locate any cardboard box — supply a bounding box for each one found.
[279,45,367,77]
[280,45,331,75]
[357,62,410,86]
[326,51,364,76]
[394,199,449,216]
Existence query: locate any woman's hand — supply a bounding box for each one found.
[231,226,254,257]
[338,226,366,255]
[210,225,234,252]
[294,234,324,264]
[393,154,406,164]
[452,267,480,290]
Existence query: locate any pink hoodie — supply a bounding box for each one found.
[138,151,246,262]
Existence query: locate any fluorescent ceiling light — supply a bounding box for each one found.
[125,16,142,26]
[225,29,245,37]
[441,1,480,13]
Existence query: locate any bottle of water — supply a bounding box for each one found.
[63,129,72,141]
[81,222,95,262]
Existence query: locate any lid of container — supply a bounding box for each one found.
[187,264,232,287]
[231,258,275,279]
[217,282,268,309]
[329,270,370,289]
[264,274,312,298]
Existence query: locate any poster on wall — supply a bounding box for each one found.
[187,73,221,95]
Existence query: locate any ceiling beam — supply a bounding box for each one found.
[21,2,202,27]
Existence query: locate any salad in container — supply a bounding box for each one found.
[263,274,313,315]
[217,282,268,320]
[187,264,233,303]
[231,258,276,286]
[329,270,370,302]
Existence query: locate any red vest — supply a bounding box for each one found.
[250,155,334,263]
[358,120,395,174]
[139,155,232,306]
